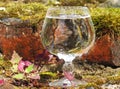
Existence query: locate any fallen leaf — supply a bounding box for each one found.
[25,64,34,73]
[27,72,40,79]
[12,73,24,79]
[12,64,18,72]
[10,51,22,64]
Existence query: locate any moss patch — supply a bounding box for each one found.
[0,2,47,24]
[90,8,120,37]
[0,2,120,37]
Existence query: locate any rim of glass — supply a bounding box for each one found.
[46,6,90,17]
[48,6,88,10]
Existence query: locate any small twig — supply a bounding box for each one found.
[38,64,44,72]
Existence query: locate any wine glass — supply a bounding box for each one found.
[41,6,95,88]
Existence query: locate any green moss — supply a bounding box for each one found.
[78,83,101,89]
[106,76,120,84]
[0,2,47,24]
[90,8,120,37]
[40,71,58,79]
[79,75,120,88]
[0,56,5,65]
[59,0,106,7]
[0,55,12,70]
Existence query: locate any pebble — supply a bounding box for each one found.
[0,7,6,11]
[101,84,120,89]
[86,87,95,89]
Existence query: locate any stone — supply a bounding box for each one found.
[0,7,6,11]
[101,84,120,89]
[111,38,120,66]
[0,82,15,89]
[0,18,44,62]
[100,0,120,7]
[81,34,120,67]
[40,59,64,72]
[0,18,64,67]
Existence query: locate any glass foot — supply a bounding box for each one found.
[49,77,87,88]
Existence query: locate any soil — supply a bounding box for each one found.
[0,57,120,89]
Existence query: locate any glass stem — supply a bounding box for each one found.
[57,53,76,86]
[62,61,75,85]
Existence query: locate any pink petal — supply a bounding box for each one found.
[18,60,25,72]
[25,61,32,66]
[48,55,53,61]
[0,79,4,86]
[64,71,74,81]
[28,74,40,80]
